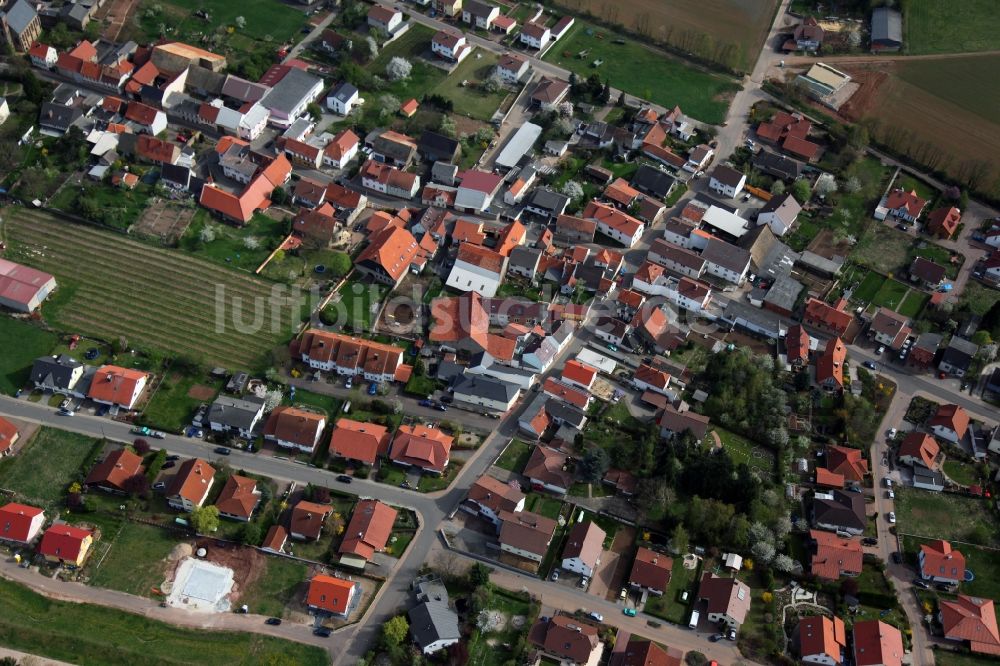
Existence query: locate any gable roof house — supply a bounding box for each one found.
[909,257,946,288]
[929,403,970,444]
[263,406,326,454]
[292,329,407,382]
[431,29,471,63]
[926,206,962,239]
[367,4,404,34]
[919,540,966,585]
[87,365,149,410]
[409,593,461,655]
[870,307,911,349]
[853,620,904,666]
[465,475,526,524]
[798,615,847,666]
[757,193,801,236]
[498,509,557,562]
[326,81,360,116]
[451,374,520,414]
[328,418,390,466]
[455,169,504,212]
[809,529,862,581]
[629,546,673,595]
[939,595,1000,656]
[390,425,453,474]
[701,237,751,285]
[938,336,978,378]
[497,52,529,82]
[462,0,499,29]
[290,500,332,541]
[708,165,746,198]
[815,337,847,392]
[658,404,710,440]
[584,200,645,248]
[826,445,868,483]
[880,188,926,222]
[338,499,398,565]
[446,243,508,297]
[524,445,572,495]
[555,214,597,245]
[29,354,85,396]
[0,502,44,544]
[698,573,752,627]
[207,395,266,439]
[786,324,811,367]
[561,520,605,578]
[898,432,941,471]
[790,16,825,52]
[755,111,820,161]
[525,188,570,221]
[215,475,261,522]
[0,416,18,457]
[870,7,903,52]
[528,615,601,665]
[530,76,569,109]
[166,459,216,512]
[84,447,144,494]
[307,574,360,619]
[355,225,419,287]
[803,297,853,337]
[38,524,93,567]
[812,489,866,535]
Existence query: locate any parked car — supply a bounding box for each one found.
[862,537,878,546]
[884,477,893,487]
[892,552,902,564]
[551,569,560,581]
[152,481,166,490]
[368,382,378,396]
[265,618,282,626]
[440,395,453,404]
[345,378,352,389]
[607,344,618,352]
[313,627,331,637]
[587,612,603,622]
[887,511,896,524]
[166,455,180,461]
[435,404,448,412]
[151,430,166,439]
[727,629,737,641]
[886,489,895,499]
[57,409,74,416]
[709,634,724,642]
[936,582,955,592]
[863,361,877,370]
[336,475,353,484]
[876,345,885,355]
[214,446,231,455]
[886,429,897,440]
[579,577,589,588]
[161,461,175,469]
[418,399,434,407]
[623,608,636,617]
[912,579,930,589]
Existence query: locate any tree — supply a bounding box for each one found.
[474,127,494,145]
[271,187,288,206]
[770,180,786,196]
[972,330,992,346]
[365,36,379,59]
[132,438,151,455]
[377,94,401,122]
[313,486,331,504]
[685,652,708,666]
[578,446,610,482]
[199,224,217,243]
[439,115,457,138]
[381,615,409,649]
[670,524,689,555]
[772,554,795,573]
[815,173,838,198]
[751,540,775,564]
[468,562,492,587]
[386,56,412,81]
[264,389,283,412]
[307,102,323,121]
[191,506,220,533]
[562,180,584,201]
[792,178,812,203]
[235,15,246,29]
[482,72,503,94]
[328,252,352,277]
[241,521,262,546]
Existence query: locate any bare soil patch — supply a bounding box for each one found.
[132,200,197,245]
[187,384,218,400]
[194,539,268,602]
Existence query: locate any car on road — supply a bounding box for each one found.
[153,481,166,490]
[214,447,231,456]
[336,475,353,483]
[151,430,165,439]
[886,489,895,499]
[551,569,560,581]
[606,344,618,352]
[57,408,74,416]
[161,461,175,469]
[435,404,448,412]
[709,634,724,642]
[418,399,434,407]
[587,612,603,622]
[647,620,662,628]
[166,455,180,461]
[313,627,331,637]
[265,618,282,626]
[912,579,930,589]
[623,608,637,617]
[876,345,885,355]
[368,382,378,396]
[887,511,896,524]
[863,361,877,370]
[862,537,878,546]
[960,382,970,391]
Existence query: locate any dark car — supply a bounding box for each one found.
[440,395,453,404]
[265,618,282,626]
[862,537,878,546]
[912,579,930,589]
[435,404,448,412]
[709,634,724,642]
[936,582,955,592]
[863,361,877,370]
[313,627,331,637]
[336,475,353,484]
[161,461,176,469]
[85,348,100,360]
[214,446,231,456]
[166,455,180,461]
[418,399,434,407]
[892,552,902,564]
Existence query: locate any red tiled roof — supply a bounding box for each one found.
[459,170,504,194]
[86,365,148,407]
[530,615,599,664]
[562,359,597,387]
[307,574,356,615]
[328,418,390,465]
[634,363,670,390]
[899,431,940,470]
[456,242,505,274]
[29,43,52,60]
[816,336,846,388]
[940,595,1000,655]
[929,404,970,439]
[0,502,43,542]
[124,101,161,126]
[339,499,397,560]
[826,445,868,482]
[499,509,557,556]
[781,135,820,160]
[168,458,216,505]
[803,298,853,336]
[583,200,643,237]
[290,500,331,540]
[885,189,927,218]
[815,467,845,488]
[799,615,846,663]
[810,529,862,580]
[786,324,810,364]
[356,225,418,282]
[621,639,683,666]
[324,129,359,162]
[853,620,904,666]
[543,378,590,409]
[390,425,453,473]
[399,98,419,116]
[214,475,259,519]
[629,546,672,591]
[262,524,287,552]
[920,540,966,580]
[85,447,144,491]
[926,206,961,237]
[0,416,19,455]
[38,524,92,562]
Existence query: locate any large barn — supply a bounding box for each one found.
[0,258,56,313]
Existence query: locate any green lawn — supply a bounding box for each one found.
[143,374,222,433]
[904,0,1000,55]
[935,649,1000,666]
[326,279,388,333]
[851,270,885,304]
[911,243,961,279]
[644,556,697,624]
[959,282,1000,316]
[871,279,910,310]
[239,557,307,618]
[894,486,999,547]
[0,428,101,505]
[286,388,342,419]
[0,316,57,395]
[495,439,533,472]
[524,494,564,520]
[543,22,739,124]
[417,461,461,493]
[366,24,446,101]
[432,51,509,121]
[404,373,439,397]
[0,576,326,666]
[88,521,180,597]
[49,182,153,232]
[897,290,929,318]
[942,460,980,487]
[182,212,287,274]
[710,428,774,478]
[467,590,536,666]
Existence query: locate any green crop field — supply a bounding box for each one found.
[0,316,57,395]
[904,0,1000,55]
[0,576,327,666]
[544,22,739,124]
[3,208,303,368]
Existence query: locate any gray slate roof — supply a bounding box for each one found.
[30,355,83,391]
[452,374,519,403]
[871,7,902,44]
[261,68,321,115]
[408,601,460,652]
[207,395,265,430]
[3,0,37,35]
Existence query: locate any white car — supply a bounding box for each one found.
[888,512,896,524]
[887,428,897,440]
[886,489,895,499]
[588,612,603,622]
[885,478,893,488]
[876,345,885,355]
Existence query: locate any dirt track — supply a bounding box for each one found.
[780,48,1000,67]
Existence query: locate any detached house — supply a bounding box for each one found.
[338,499,397,565]
[466,475,525,525]
[87,365,149,410]
[84,447,144,494]
[926,206,962,239]
[462,0,499,29]
[629,547,673,595]
[496,52,528,83]
[519,22,551,50]
[446,243,507,297]
[815,337,847,392]
[939,595,1000,656]
[929,404,970,443]
[328,418,390,467]
[919,540,966,585]
[870,307,911,349]
[0,416,18,457]
[826,445,868,483]
[290,500,332,541]
[584,200,645,248]
[355,225,419,287]
[30,354,85,396]
[812,490,866,535]
[167,459,216,512]
[938,336,978,378]
[708,165,746,198]
[207,395,266,440]
[432,30,471,63]
[809,530,862,581]
[852,620,904,666]
[307,574,360,619]
[898,431,941,471]
[368,4,403,34]
[498,509,556,562]
[263,406,326,454]
[0,502,44,544]
[909,257,946,289]
[38,524,93,568]
[390,425,453,474]
[523,445,572,495]
[327,81,359,116]
[215,475,261,522]
[799,615,847,666]
[698,573,752,628]
[561,521,605,578]
[529,615,601,666]
[757,193,801,236]
[879,188,926,223]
